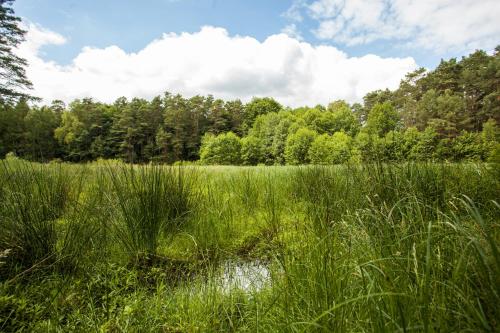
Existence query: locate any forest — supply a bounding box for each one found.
[1,47,499,165]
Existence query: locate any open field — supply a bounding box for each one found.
[0,159,499,332]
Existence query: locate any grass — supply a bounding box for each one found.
[106,164,197,260]
[0,160,498,332]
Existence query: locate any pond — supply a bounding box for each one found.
[220,260,271,293]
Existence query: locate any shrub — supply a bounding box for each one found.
[200,132,242,165]
[308,132,353,164]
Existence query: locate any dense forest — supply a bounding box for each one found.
[1,48,499,164]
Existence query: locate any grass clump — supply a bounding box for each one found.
[0,160,91,277]
[107,164,197,261]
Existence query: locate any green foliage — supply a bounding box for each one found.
[242,97,282,134]
[365,102,400,136]
[308,132,354,164]
[54,99,114,161]
[23,106,61,161]
[248,112,284,164]
[241,135,264,165]
[325,100,360,136]
[481,119,499,159]
[354,132,384,162]
[409,126,439,161]
[0,1,34,102]
[271,116,293,165]
[200,132,242,165]
[452,131,484,161]
[0,47,499,165]
[284,127,317,165]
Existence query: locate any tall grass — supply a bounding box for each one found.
[267,163,500,332]
[106,164,197,260]
[0,161,498,331]
[0,160,93,276]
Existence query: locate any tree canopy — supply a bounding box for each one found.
[0,47,499,165]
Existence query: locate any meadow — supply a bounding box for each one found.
[0,158,498,332]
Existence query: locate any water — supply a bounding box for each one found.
[220,260,271,293]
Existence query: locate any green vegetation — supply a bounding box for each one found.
[0,0,34,102]
[0,159,498,332]
[1,2,499,331]
[1,44,499,164]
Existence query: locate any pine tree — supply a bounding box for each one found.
[0,0,34,103]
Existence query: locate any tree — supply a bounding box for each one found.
[481,119,498,152]
[308,132,353,165]
[0,0,34,103]
[361,89,394,122]
[0,98,27,157]
[241,135,264,165]
[243,97,282,134]
[401,127,421,160]
[200,132,242,165]
[354,132,385,162]
[55,98,113,161]
[271,116,293,165]
[382,130,405,161]
[207,98,231,134]
[409,127,439,161]
[24,106,61,160]
[434,91,468,137]
[326,100,360,136]
[248,112,283,164]
[284,127,317,165]
[452,131,483,161]
[365,102,400,137]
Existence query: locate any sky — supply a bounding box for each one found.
[12,0,500,107]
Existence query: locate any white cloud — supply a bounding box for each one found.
[19,23,417,107]
[282,0,307,22]
[303,0,500,52]
[17,22,66,58]
[281,24,303,41]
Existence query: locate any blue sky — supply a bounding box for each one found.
[12,0,500,106]
[14,0,294,64]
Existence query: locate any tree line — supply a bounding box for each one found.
[1,0,499,165]
[1,48,499,164]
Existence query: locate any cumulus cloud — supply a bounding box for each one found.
[293,0,500,52]
[19,23,417,107]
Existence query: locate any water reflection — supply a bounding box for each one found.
[220,260,270,292]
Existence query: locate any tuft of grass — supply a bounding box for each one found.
[106,164,197,261]
[0,160,81,276]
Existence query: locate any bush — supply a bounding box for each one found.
[200,132,242,165]
[308,132,353,164]
[452,131,483,161]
